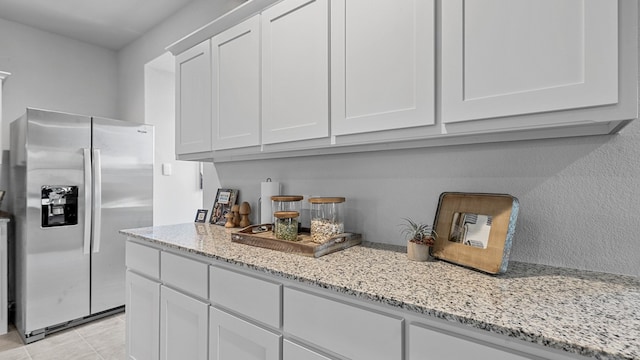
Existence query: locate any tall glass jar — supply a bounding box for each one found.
[274,211,299,241]
[309,197,345,244]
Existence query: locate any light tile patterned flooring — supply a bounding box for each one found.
[0,313,125,360]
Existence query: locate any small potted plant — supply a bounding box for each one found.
[400,218,437,261]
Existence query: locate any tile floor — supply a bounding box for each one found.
[0,313,125,360]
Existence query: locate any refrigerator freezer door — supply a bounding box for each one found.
[91,117,153,314]
[22,109,92,333]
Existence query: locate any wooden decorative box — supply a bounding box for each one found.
[431,192,519,274]
[231,224,361,258]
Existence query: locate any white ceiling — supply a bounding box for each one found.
[0,0,197,50]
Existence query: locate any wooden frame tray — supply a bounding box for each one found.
[431,192,519,274]
[231,224,362,258]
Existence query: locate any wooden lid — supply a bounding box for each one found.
[308,197,345,204]
[274,211,299,219]
[271,195,303,202]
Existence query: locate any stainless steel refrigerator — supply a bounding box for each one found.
[9,108,153,343]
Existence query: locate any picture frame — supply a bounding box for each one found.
[431,192,519,274]
[194,209,208,223]
[210,188,239,226]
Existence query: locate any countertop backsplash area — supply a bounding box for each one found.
[210,120,640,278]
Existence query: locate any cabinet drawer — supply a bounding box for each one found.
[126,241,160,279]
[409,323,531,360]
[161,252,208,299]
[284,339,334,360]
[284,287,403,360]
[210,266,281,329]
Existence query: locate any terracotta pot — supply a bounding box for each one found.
[407,241,431,261]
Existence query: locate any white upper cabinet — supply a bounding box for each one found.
[261,0,330,144]
[441,0,619,124]
[175,41,212,155]
[211,15,261,150]
[330,0,435,136]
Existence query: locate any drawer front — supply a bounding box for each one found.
[409,323,531,360]
[284,287,403,360]
[283,340,335,360]
[161,251,209,299]
[210,266,282,329]
[126,241,160,279]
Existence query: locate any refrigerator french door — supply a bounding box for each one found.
[10,108,153,343]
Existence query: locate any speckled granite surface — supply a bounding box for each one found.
[121,223,640,360]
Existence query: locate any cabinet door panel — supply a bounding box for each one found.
[212,15,261,150]
[209,307,281,360]
[176,41,212,154]
[409,323,531,360]
[442,0,618,123]
[160,286,209,360]
[126,271,160,360]
[331,0,435,135]
[262,0,329,144]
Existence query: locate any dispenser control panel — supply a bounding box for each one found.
[41,185,78,227]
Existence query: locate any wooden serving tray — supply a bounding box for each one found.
[231,224,361,258]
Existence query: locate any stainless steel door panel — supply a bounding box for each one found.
[23,109,91,332]
[91,117,153,313]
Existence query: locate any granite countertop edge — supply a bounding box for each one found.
[120,224,640,360]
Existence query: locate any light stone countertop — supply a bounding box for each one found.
[121,223,640,360]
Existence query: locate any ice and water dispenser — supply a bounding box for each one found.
[41,186,78,227]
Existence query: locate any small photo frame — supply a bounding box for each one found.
[194,209,208,223]
[210,188,239,226]
[431,192,519,274]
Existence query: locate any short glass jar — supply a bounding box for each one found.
[309,197,345,244]
[271,195,303,224]
[274,211,299,241]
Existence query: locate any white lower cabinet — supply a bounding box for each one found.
[209,307,281,360]
[160,286,209,360]
[126,239,593,360]
[126,271,160,360]
[283,340,334,360]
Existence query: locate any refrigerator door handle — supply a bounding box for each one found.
[92,148,102,253]
[83,148,92,255]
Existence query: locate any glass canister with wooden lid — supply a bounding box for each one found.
[274,211,299,241]
[309,197,345,244]
[271,195,303,224]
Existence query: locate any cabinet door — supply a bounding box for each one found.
[209,307,280,360]
[441,0,618,123]
[331,0,435,135]
[176,41,212,155]
[261,0,329,144]
[211,15,261,150]
[160,286,209,360]
[409,324,531,360]
[283,340,334,360]
[126,271,160,360]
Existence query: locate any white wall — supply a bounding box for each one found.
[117,0,244,124]
[145,55,203,225]
[0,17,118,149]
